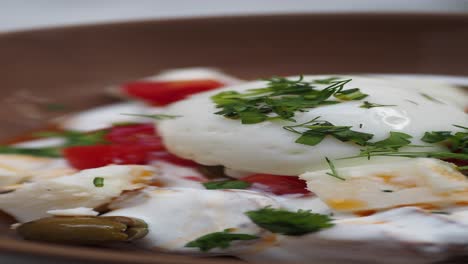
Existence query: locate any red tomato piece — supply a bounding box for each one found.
[65,123,200,169]
[105,123,164,150]
[242,174,310,195]
[63,145,149,170]
[122,79,225,105]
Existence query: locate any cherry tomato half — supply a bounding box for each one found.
[105,123,164,150]
[242,174,310,195]
[64,144,149,170]
[122,79,224,105]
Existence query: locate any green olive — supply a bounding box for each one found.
[16,216,148,245]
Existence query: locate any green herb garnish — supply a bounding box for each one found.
[283,117,373,147]
[121,113,181,120]
[421,131,453,143]
[203,180,251,190]
[0,129,109,158]
[420,93,445,104]
[0,146,62,157]
[246,207,334,236]
[185,229,258,252]
[334,88,368,101]
[359,132,413,157]
[325,157,345,181]
[421,126,467,154]
[342,126,468,161]
[405,99,419,105]
[93,177,104,187]
[359,101,396,109]
[212,76,366,124]
[34,130,108,147]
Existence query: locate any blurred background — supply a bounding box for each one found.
[1,0,468,33]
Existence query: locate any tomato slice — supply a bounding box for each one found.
[64,123,199,169]
[64,145,149,170]
[242,174,310,195]
[105,123,164,150]
[122,79,224,105]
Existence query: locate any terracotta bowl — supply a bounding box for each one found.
[0,13,467,264]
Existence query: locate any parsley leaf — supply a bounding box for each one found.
[369,132,412,151]
[325,157,345,181]
[420,93,445,104]
[93,177,104,187]
[185,229,258,252]
[343,126,468,161]
[421,126,467,154]
[203,180,251,190]
[0,130,109,158]
[334,88,368,101]
[0,146,62,157]
[246,207,334,236]
[283,117,373,147]
[360,101,396,109]
[212,76,366,124]
[421,131,453,143]
[35,130,108,147]
[357,132,414,158]
[120,113,181,120]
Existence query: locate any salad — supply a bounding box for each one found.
[0,68,467,264]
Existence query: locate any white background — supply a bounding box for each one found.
[0,0,468,33]
[0,0,467,263]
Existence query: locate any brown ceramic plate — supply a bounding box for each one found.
[0,13,467,264]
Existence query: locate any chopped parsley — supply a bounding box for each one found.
[245,207,334,236]
[0,130,109,158]
[421,131,453,143]
[93,177,104,187]
[185,229,258,252]
[283,117,373,147]
[120,113,181,120]
[212,76,367,124]
[359,101,396,109]
[359,132,413,157]
[342,126,468,161]
[334,88,368,101]
[0,146,62,157]
[421,125,467,154]
[325,157,345,181]
[420,93,445,104]
[405,99,419,105]
[203,180,251,190]
[35,130,108,147]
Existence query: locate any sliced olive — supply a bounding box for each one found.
[16,216,148,245]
